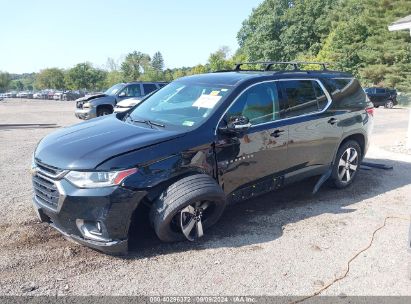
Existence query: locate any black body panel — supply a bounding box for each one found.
[32,70,373,253]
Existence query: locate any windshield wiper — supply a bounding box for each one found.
[128,117,165,128]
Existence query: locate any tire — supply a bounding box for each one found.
[384,100,394,109]
[150,174,226,242]
[330,140,362,189]
[97,106,112,116]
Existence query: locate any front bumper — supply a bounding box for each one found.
[74,107,96,120]
[32,177,146,254]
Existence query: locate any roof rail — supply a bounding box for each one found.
[233,61,330,72]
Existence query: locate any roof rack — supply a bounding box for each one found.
[233,61,330,72]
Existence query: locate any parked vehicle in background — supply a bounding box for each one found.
[33,92,45,99]
[63,90,83,101]
[53,92,63,100]
[113,97,143,113]
[113,88,162,113]
[32,61,374,254]
[74,81,167,120]
[47,91,56,100]
[364,87,397,108]
[16,91,32,98]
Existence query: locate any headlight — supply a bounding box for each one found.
[65,168,137,188]
[83,102,91,108]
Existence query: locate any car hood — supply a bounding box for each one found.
[35,116,184,170]
[116,97,142,107]
[75,93,107,102]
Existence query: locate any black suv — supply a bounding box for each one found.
[364,87,397,108]
[75,81,168,120]
[31,62,374,254]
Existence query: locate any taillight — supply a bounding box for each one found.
[366,107,374,116]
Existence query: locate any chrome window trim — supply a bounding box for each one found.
[215,78,333,134]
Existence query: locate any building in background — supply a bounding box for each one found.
[388,15,411,149]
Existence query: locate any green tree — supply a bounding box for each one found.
[65,63,107,91]
[121,51,151,81]
[208,46,232,71]
[152,51,165,72]
[0,71,11,92]
[35,68,65,89]
[105,70,124,87]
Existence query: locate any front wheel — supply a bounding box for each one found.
[330,140,362,189]
[97,107,112,116]
[150,174,226,242]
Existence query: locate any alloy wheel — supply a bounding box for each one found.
[338,147,359,183]
[385,101,394,109]
[179,201,210,241]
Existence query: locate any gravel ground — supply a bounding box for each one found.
[0,99,410,296]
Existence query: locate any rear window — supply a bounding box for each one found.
[278,80,329,118]
[321,78,367,109]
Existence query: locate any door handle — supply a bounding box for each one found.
[328,118,339,125]
[271,129,285,137]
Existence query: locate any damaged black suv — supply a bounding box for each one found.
[31,62,374,254]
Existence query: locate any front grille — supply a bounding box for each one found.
[76,101,83,109]
[35,160,64,178]
[33,174,60,209]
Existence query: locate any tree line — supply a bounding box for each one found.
[1,0,410,93]
[237,0,411,91]
[0,48,234,92]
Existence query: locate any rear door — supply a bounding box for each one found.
[216,81,289,200]
[277,79,342,182]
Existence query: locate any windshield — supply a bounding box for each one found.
[104,83,125,96]
[128,81,232,128]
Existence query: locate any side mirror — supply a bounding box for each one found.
[119,91,126,97]
[219,115,251,135]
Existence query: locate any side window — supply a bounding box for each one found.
[226,82,281,125]
[158,83,167,88]
[120,84,142,97]
[143,83,158,95]
[278,80,319,118]
[322,78,367,109]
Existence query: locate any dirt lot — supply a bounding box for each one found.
[0,99,410,296]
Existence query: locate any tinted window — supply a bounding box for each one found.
[143,83,158,95]
[279,80,319,117]
[321,78,367,109]
[375,88,385,93]
[120,84,142,97]
[158,83,167,88]
[226,82,281,125]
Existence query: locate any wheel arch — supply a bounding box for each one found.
[335,133,366,162]
[144,169,219,206]
[96,104,113,115]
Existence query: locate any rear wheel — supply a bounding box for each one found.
[384,100,394,109]
[150,174,226,242]
[330,140,361,189]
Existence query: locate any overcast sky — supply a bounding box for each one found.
[0,0,263,74]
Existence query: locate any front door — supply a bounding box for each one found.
[117,84,143,102]
[215,81,289,202]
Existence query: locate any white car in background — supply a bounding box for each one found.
[113,97,144,113]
